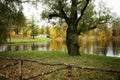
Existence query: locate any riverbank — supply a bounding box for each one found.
[7,37,51,44]
[0,51,120,80]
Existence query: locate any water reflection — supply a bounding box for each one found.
[112,41,120,56]
[50,40,67,51]
[0,40,120,57]
[94,40,108,56]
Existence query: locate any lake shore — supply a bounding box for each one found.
[6,37,51,44]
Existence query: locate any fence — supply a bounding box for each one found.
[0,56,120,80]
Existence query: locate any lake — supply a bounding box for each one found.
[0,40,120,57]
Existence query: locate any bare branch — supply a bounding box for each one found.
[76,0,90,25]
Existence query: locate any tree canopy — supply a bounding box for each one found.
[0,0,26,43]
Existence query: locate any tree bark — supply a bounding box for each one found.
[66,27,80,56]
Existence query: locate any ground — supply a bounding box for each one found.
[0,51,120,80]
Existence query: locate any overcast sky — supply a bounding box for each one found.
[22,0,120,26]
[100,0,120,16]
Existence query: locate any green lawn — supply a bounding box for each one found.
[0,51,120,69]
[7,37,51,44]
[0,51,120,80]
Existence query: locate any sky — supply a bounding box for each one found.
[98,0,120,17]
[22,0,120,26]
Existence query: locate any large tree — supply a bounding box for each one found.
[40,0,111,56]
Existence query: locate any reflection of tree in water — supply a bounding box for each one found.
[79,39,108,55]
[31,43,38,50]
[23,44,27,51]
[50,40,67,51]
[1,40,120,57]
[85,40,95,54]
[95,40,108,56]
[80,40,93,54]
[6,45,12,51]
[15,45,19,51]
[46,43,50,50]
[40,42,50,51]
[112,41,120,56]
[31,43,36,50]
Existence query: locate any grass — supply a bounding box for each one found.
[7,37,51,44]
[0,51,120,80]
[0,51,120,69]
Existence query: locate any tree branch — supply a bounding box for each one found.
[70,0,77,21]
[86,20,108,32]
[97,18,109,24]
[49,13,60,19]
[79,20,108,34]
[18,0,36,3]
[47,0,69,23]
[85,19,109,33]
[58,0,69,23]
[76,0,90,25]
[77,1,82,4]
[88,25,97,30]
[78,25,97,34]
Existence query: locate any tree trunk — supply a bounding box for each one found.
[66,28,80,56]
[32,35,35,39]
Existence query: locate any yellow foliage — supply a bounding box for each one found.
[50,26,67,39]
[50,27,57,39]
[10,31,15,37]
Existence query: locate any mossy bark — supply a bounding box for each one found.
[66,28,80,56]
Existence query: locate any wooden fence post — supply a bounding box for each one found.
[67,65,73,80]
[19,60,23,80]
